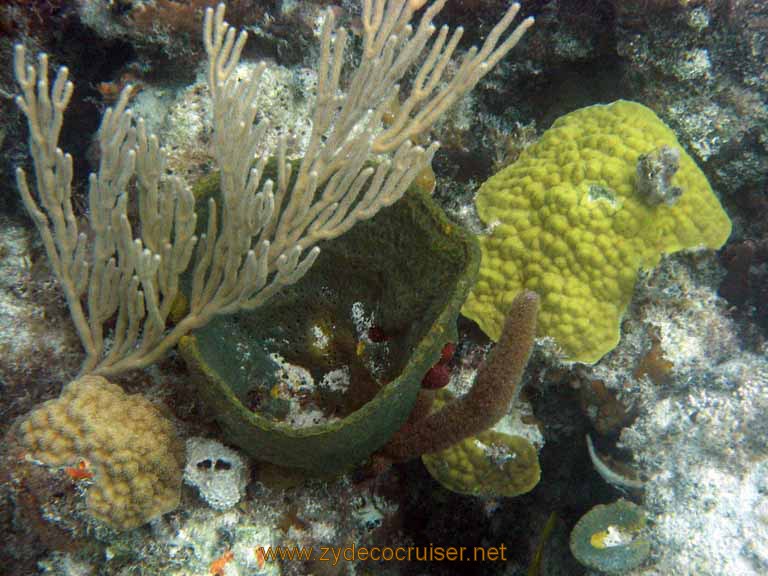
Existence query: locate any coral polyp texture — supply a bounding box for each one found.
[422,426,540,497]
[462,100,732,363]
[19,376,184,530]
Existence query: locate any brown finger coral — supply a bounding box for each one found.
[19,375,184,530]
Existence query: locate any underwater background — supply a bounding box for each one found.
[0,1,766,575]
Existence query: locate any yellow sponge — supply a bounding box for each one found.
[463,100,731,363]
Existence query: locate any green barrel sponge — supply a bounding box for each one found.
[180,187,479,474]
[463,100,732,363]
[570,499,650,574]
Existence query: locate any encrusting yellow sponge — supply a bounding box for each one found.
[462,100,731,363]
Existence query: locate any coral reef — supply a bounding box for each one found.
[580,253,768,575]
[77,0,266,56]
[0,219,81,433]
[2,0,768,574]
[127,57,321,184]
[18,375,184,530]
[0,434,92,574]
[12,0,531,378]
[720,238,768,334]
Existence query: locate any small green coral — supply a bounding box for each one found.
[463,100,732,363]
[570,499,650,574]
[423,427,539,497]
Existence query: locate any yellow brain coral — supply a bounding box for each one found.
[419,389,540,497]
[463,100,731,363]
[423,429,540,497]
[19,375,184,530]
